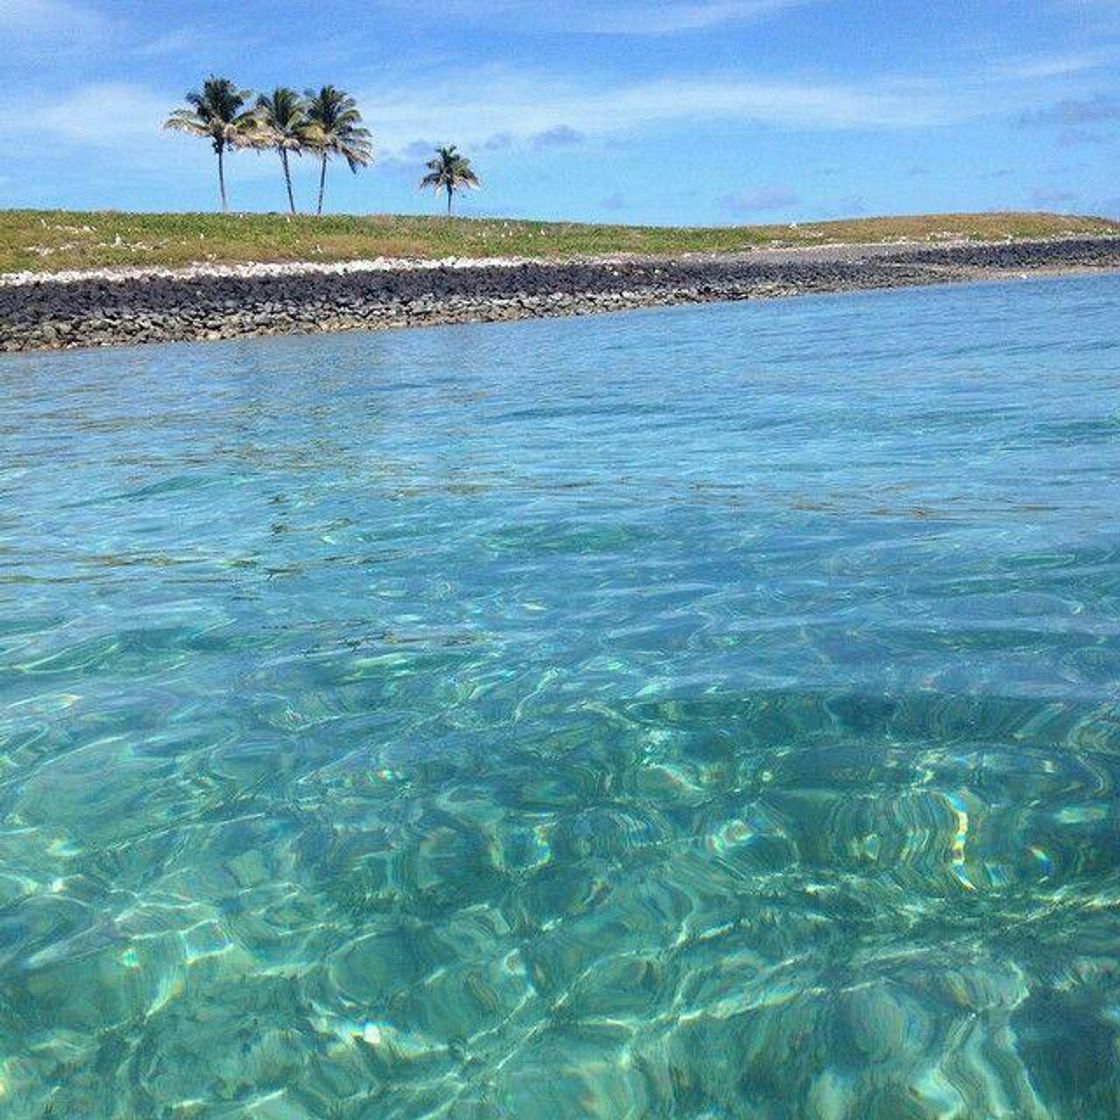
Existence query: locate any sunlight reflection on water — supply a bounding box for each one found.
[1,276,1119,1117]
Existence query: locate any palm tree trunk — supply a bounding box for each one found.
[281,149,296,214]
[317,154,327,216]
[218,144,228,213]
[447,185,453,216]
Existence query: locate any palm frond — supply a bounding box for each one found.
[165,76,256,148]
[254,87,312,151]
[163,76,258,209]
[418,145,482,195]
[304,85,375,170]
[163,110,206,135]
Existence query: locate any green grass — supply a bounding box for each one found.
[2,209,1117,275]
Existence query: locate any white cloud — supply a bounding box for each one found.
[537,0,811,34]
[723,186,800,212]
[0,0,110,59]
[3,0,202,68]
[354,35,1120,159]
[8,32,1120,186]
[0,80,275,181]
[12,61,1081,172]
[531,124,586,148]
[1031,186,1078,206]
[24,82,170,146]
[361,67,963,157]
[135,28,202,59]
[0,0,105,33]
[0,81,312,186]
[378,0,810,34]
[992,47,1119,80]
[1019,94,1120,126]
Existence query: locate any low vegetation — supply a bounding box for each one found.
[22,72,1106,275]
[0,210,1116,276]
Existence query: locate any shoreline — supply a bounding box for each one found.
[3,236,1120,353]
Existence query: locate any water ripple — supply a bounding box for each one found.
[1,276,1120,1116]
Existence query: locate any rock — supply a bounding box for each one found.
[3,237,1119,352]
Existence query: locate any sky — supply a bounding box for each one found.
[2,0,1119,224]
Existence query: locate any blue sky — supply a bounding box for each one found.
[2,0,1119,223]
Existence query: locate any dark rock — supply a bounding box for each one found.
[3,237,1119,353]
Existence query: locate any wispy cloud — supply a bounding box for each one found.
[548,0,812,34]
[531,125,585,148]
[838,194,867,216]
[0,0,109,59]
[362,66,968,157]
[1031,186,1079,207]
[3,0,206,70]
[993,47,1119,80]
[15,58,1104,176]
[1057,127,1110,146]
[1018,94,1120,125]
[377,0,811,35]
[0,81,285,183]
[723,186,799,213]
[8,7,1119,219]
[135,28,203,59]
[0,0,105,33]
[355,38,1120,160]
[6,82,170,146]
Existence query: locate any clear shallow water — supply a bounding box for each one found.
[1,276,1119,1119]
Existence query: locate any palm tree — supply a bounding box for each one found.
[304,86,374,216]
[420,146,480,215]
[164,77,256,213]
[254,88,313,214]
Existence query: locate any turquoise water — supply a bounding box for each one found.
[1,275,1119,1119]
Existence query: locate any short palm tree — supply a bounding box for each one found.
[304,86,374,216]
[420,146,480,215]
[164,77,256,213]
[254,88,313,215]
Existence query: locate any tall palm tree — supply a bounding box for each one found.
[420,146,480,215]
[304,86,374,216]
[164,77,256,213]
[254,88,313,214]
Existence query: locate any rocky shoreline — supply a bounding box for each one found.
[3,236,1120,353]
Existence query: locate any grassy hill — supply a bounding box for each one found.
[1,209,1116,275]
